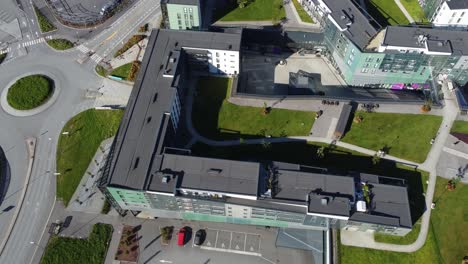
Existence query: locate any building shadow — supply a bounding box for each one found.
[0,146,11,206]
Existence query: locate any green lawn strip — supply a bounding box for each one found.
[193,77,314,140]
[292,0,314,23]
[365,0,409,26]
[47,39,74,50]
[101,199,111,214]
[56,109,123,206]
[400,0,428,23]
[41,223,113,264]
[431,178,468,264]
[374,221,421,244]
[34,6,57,33]
[95,65,107,77]
[450,120,468,134]
[110,63,132,80]
[7,75,53,110]
[220,0,286,22]
[0,53,6,64]
[339,226,441,264]
[341,112,442,163]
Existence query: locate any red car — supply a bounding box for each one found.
[177,227,186,246]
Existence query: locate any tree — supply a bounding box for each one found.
[237,0,251,8]
[261,140,271,149]
[316,146,326,159]
[372,153,381,165]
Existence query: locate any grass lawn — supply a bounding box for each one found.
[431,178,468,264]
[400,0,428,23]
[339,178,467,264]
[341,112,442,163]
[220,0,286,22]
[56,109,123,206]
[193,77,315,140]
[365,0,409,26]
[41,223,112,264]
[95,65,107,77]
[292,0,314,23]
[34,6,57,33]
[7,75,53,110]
[47,39,74,50]
[450,120,468,134]
[339,227,442,264]
[110,63,132,80]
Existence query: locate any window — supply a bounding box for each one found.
[452,12,457,17]
[457,18,462,23]
[461,12,465,17]
[184,8,187,13]
[361,68,369,73]
[189,8,193,13]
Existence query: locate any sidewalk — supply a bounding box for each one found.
[109,38,148,69]
[394,0,415,23]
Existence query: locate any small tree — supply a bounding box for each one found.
[372,153,381,165]
[317,146,326,159]
[237,0,251,8]
[261,140,271,149]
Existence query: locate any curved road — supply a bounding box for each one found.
[0,44,99,263]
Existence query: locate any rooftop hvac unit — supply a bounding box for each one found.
[321,197,328,205]
[357,200,367,212]
[161,175,170,183]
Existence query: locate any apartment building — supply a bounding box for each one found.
[161,0,203,30]
[99,29,413,237]
[419,0,468,26]
[300,0,468,89]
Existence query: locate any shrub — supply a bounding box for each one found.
[34,6,57,33]
[47,39,74,50]
[114,35,146,57]
[128,61,141,81]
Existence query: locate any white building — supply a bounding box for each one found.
[431,0,468,27]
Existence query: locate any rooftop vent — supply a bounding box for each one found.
[228,44,232,50]
[321,197,328,206]
[162,175,171,183]
[169,57,176,63]
[175,41,179,47]
[208,168,223,175]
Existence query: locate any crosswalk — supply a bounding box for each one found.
[21,35,53,48]
[77,44,103,63]
[0,47,10,55]
[0,35,54,55]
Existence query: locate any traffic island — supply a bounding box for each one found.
[0,73,61,117]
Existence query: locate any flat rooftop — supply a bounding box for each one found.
[382,26,468,55]
[275,170,355,217]
[446,0,468,10]
[323,0,380,50]
[106,29,242,190]
[150,154,261,196]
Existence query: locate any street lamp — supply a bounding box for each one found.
[29,241,45,250]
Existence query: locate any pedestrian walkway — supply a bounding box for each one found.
[394,0,415,23]
[109,38,147,69]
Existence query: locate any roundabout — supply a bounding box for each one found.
[0,72,61,117]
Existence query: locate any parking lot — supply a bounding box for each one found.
[200,228,261,256]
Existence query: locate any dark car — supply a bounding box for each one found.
[194,229,206,246]
[62,216,73,228]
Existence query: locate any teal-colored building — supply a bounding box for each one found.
[301,0,468,92]
[161,0,202,30]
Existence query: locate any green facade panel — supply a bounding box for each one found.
[166,4,200,30]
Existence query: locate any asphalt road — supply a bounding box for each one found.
[0,43,99,263]
[0,0,160,261]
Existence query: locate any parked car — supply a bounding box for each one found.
[62,216,73,228]
[194,229,206,246]
[177,227,187,246]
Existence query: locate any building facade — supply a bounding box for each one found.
[419,0,468,27]
[299,0,468,91]
[100,29,413,237]
[161,0,202,30]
